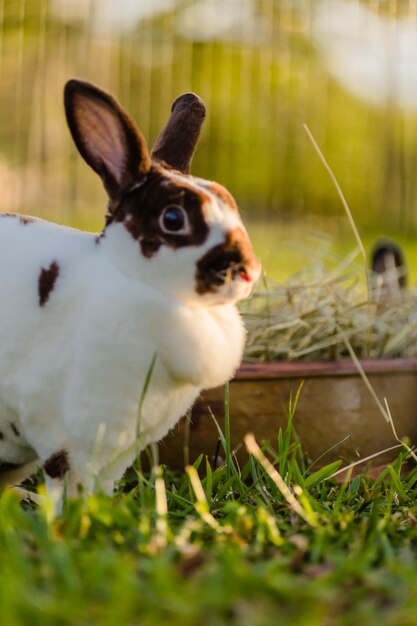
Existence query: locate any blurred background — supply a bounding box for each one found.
[1,0,417,278]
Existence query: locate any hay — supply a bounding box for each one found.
[241,246,417,362]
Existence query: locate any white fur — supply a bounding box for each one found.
[0,80,261,500]
[0,189,259,496]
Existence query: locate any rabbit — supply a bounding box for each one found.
[0,79,261,500]
[370,238,407,305]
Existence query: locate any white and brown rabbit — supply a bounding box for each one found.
[0,79,261,499]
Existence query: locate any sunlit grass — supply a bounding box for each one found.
[2,397,417,626]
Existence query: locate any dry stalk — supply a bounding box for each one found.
[384,398,417,463]
[303,124,370,299]
[328,444,403,479]
[244,433,317,527]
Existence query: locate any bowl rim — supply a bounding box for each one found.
[237,358,417,380]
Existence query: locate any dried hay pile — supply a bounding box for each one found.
[241,246,417,362]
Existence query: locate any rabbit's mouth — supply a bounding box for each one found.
[210,262,251,285]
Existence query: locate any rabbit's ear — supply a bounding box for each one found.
[151,93,206,174]
[64,79,151,201]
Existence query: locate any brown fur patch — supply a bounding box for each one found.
[38,261,60,307]
[110,166,209,258]
[18,215,35,225]
[197,180,237,211]
[0,212,35,225]
[227,228,258,270]
[195,228,257,295]
[43,450,70,480]
[10,423,20,437]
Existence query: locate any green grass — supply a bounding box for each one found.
[2,397,417,626]
[2,214,416,625]
[246,217,417,285]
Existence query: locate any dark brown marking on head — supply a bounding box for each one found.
[196,180,238,211]
[38,261,60,307]
[43,449,70,480]
[0,212,35,224]
[111,166,209,258]
[132,234,162,259]
[195,228,257,295]
[10,423,20,437]
[0,431,4,440]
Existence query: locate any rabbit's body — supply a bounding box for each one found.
[0,81,260,497]
[0,210,245,491]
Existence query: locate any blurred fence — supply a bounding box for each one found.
[1,0,417,231]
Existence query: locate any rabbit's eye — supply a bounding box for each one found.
[159,205,190,234]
